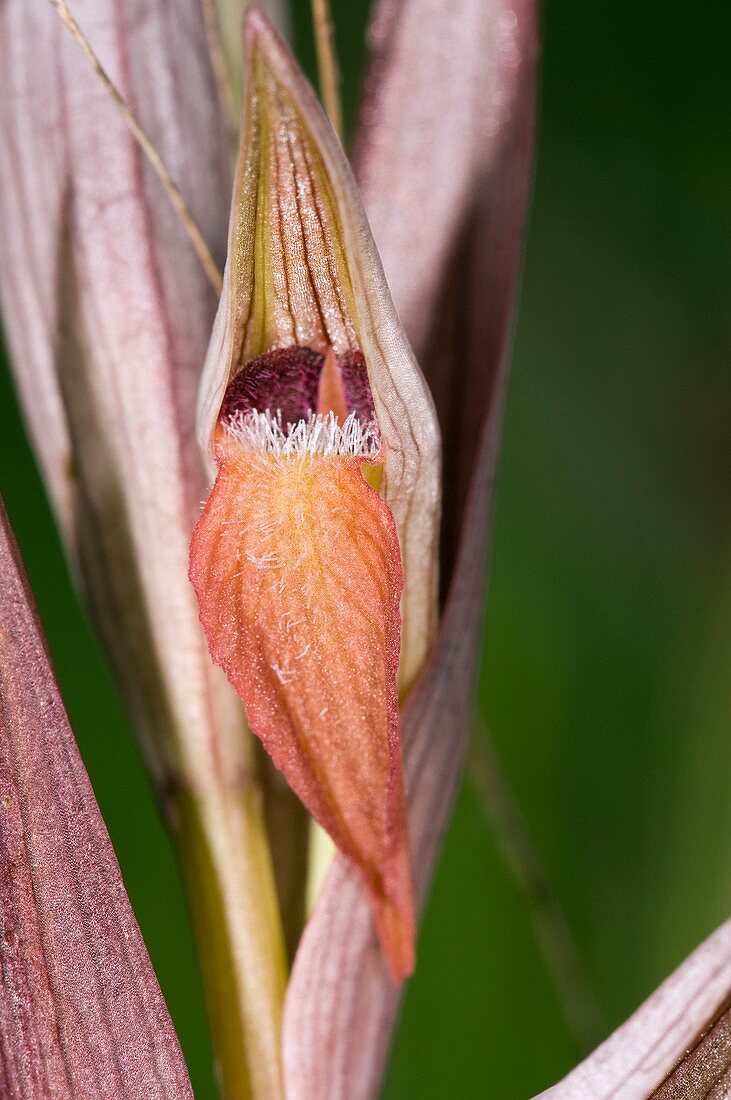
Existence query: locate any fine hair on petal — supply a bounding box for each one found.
[225,409,381,459]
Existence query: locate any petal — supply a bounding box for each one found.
[0,501,192,1099]
[190,435,414,980]
[198,11,440,692]
[282,1,540,1095]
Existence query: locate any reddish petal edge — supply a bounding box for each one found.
[0,500,192,1099]
[281,0,539,1095]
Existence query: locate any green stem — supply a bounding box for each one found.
[176,780,287,1099]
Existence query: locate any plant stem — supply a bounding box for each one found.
[200,0,240,151]
[305,821,336,916]
[469,721,605,1053]
[310,0,344,142]
[176,784,287,1100]
[257,743,310,963]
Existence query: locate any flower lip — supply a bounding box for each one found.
[190,414,412,980]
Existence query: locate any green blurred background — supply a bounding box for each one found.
[1,0,728,1096]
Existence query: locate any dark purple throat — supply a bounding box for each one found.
[221,346,324,426]
[220,345,378,427]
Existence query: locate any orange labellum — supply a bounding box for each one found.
[190,430,415,982]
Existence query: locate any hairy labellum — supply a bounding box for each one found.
[227,409,380,460]
[191,341,414,980]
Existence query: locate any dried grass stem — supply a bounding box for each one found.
[310,0,343,142]
[48,0,223,295]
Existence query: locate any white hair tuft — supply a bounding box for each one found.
[225,409,381,459]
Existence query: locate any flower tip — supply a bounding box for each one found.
[373,889,416,986]
[242,7,320,118]
[243,7,281,59]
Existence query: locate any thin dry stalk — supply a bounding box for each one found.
[48,0,223,295]
[469,720,605,1053]
[200,0,240,149]
[310,0,343,142]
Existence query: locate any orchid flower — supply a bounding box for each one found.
[0,0,728,1098]
[190,14,439,983]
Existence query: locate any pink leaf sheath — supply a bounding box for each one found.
[357,0,540,585]
[536,917,731,1099]
[651,1003,731,1098]
[0,0,234,786]
[282,1,540,1096]
[0,501,192,1100]
[355,0,529,365]
[190,432,415,982]
[0,0,228,558]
